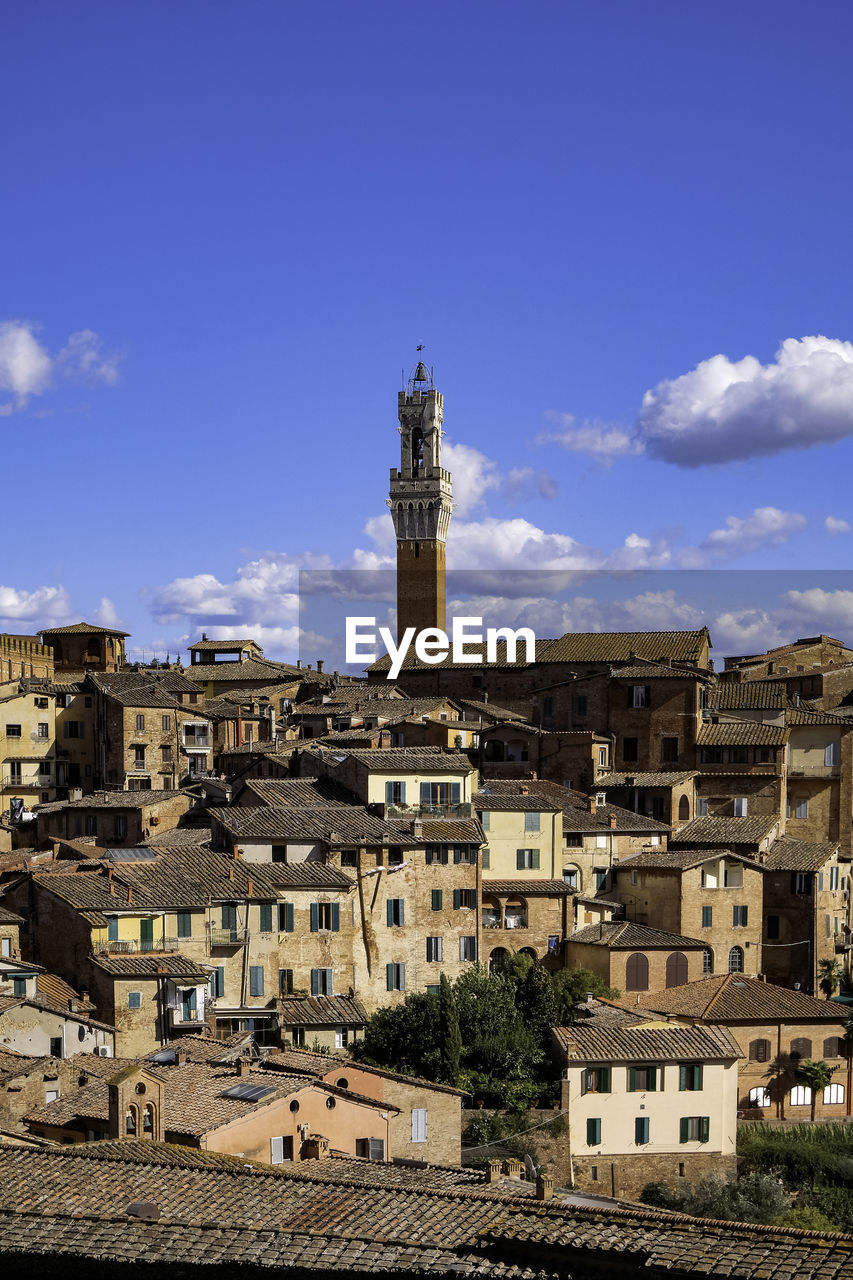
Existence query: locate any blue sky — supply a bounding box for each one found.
[4,1,853,664]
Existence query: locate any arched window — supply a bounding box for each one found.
[790,1085,812,1106]
[125,1105,138,1136]
[702,948,714,974]
[790,1037,812,1060]
[728,946,744,973]
[824,1083,845,1105]
[626,952,649,992]
[665,951,688,988]
[518,946,537,960]
[749,1038,771,1063]
[489,947,509,972]
[748,1086,771,1108]
[678,796,690,821]
[562,865,580,891]
[142,1103,155,1136]
[823,1037,844,1059]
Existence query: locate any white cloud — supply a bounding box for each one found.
[682,507,807,567]
[825,515,852,535]
[538,413,642,463]
[0,319,121,413]
[638,336,853,466]
[441,441,501,516]
[503,467,558,502]
[91,597,123,628]
[57,330,122,386]
[0,583,72,630]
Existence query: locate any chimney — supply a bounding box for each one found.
[296,660,302,670]
[202,633,208,642]
[519,784,529,796]
[588,795,597,814]
[236,1058,251,1078]
[317,660,324,673]
[412,819,423,839]
[486,1159,503,1183]
[302,1133,330,1161]
[609,813,617,829]
[109,881,115,896]
[175,1048,190,1064]
[535,1175,554,1201]
[247,877,254,897]
[127,887,133,904]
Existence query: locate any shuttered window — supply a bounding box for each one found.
[586,1118,601,1145]
[279,902,295,932]
[258,904,273,933]
[411,1108,427,1143]
[634,1117,649,1145]
[431,889,443,911]
[386,899,405,927]
[249,967,264,997]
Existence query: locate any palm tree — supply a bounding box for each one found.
[818,958,843,1000]
[795,1058,834,1123]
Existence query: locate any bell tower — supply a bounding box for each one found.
[389,360,453,640]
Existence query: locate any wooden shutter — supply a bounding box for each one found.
[386,963,395,990]
[311,969,321,996]
[420,782,431,803]
[453,889,462,909]
[331,902,340,932]
[431,889,442,910]
[628,1067,637,1091]
[626,952,649,991]
[635,1117,648,1145]
[679,1065,688,1091]
[666,952,688,988]
[411,1108,427,1143]
[398,963,405,991]
[586,1117,600,1145]
[368,1137,385,1161]
[310,903,319,932]
[700,1117,710,1143]
[679,1117,689,1143]
[531,849,540,870]
[249,966,263,997]
[270,1136,284,1164]
[516,850,525,869]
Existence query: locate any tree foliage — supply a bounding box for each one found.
[641,1173,786,1224]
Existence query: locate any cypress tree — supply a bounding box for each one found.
[439,973,462,1085]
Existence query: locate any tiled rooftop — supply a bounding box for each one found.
[598,771,698,787]
[553,1020,743,1063]
[276,994,367,1027]
[540,629,710,666]
[672,814,779,845]
[609,974,849,1023]
[210,804,410,845]
[696,720,788,746]
[765,836,839,871]
[568,920,706,950]
[482,878,575,896]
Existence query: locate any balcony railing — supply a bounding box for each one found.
[169,1007,202,1027]
[94,938,180,955]
[384,802,472,820]
[208,927,248,947]
[481,912,528,930]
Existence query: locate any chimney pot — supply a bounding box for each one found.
[237,1058,251,1077]
[317,660,324,674]
[588,795,597,813]
[536,1175,554,1201]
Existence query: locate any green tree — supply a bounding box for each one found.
[819,958,843,1000]
[774,1205,840,1232]
[679,1172,787,1224]
[550,968,618,1025]
[796,1059,834,1123]
[438,973,462,1085]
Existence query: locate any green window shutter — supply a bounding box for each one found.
[628,1067,636,1092]
[680,1117,689,1143]
[431,889,442,910]
[331,902,340,932]
[310,903,319,932]
[108,918,118,941]
[259,904,272,933]
[516,850,525,870]
[695,1065,703,1090]
[453,889,461,909]
[600,1067,610,1094]
[700,1116,710,1143]
[586,1118,601,1146]
[386,963,394,991]
[386,899,394,927]
[635,1116,649,1145]
[399,900,405,926]
[532,850,540,870]
[648,1067,657,1092]
[285,902,294,932]
[481,846,490,869]
[679,1065,687,1091]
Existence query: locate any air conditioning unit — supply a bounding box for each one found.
[97,1045,112,1057]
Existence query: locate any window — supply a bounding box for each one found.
[661,737,679,763]
[679,1116,710,1143]
[524,811,540,833]
[0,938,9,958]
[628,1066,657,1092]
[114,815,128,840]
[279,969,294,995]
[133,746,146,767]
[634,1116,650,1145]
[453,889,477,909]
[481,845,490,869]
[411,1108,428,1143]
[34,696,48,709]
[702,948,714,974]
[582,1067,611,1095]
[278,902,295,932]
[39,760,51,776]
[791,871,812,895]
[128,992,142,1009]
[426,936,443,962]
[420,781,461,807]
[830,865,840,891]
[85,815,97,836]
[425,846,448,865]
[748,1086,771,1108]
[479,810,490,831]
[459,936,476,962]
[36,722,49,738]
[701,905,712,928]
[161,744,172,762]
[789,1085,812,1107]
[732,905,748,927]
[679,1064,703,1091]
[576,695,588,718]
[259,904,273,933]
[11,976,27,997]
[728,746,749,765]
[7,761,22,785]
[161,714,171,731]
[338,849,358,868]
[516,848,540,869]
[700,746,723,764]
[586,1117,601,1145]
[291,1026,305,1046]
[211,966,225,999]
[630,685,651,709]
[563,866,579,890]
[665,952,688,988]
[310,968,333,996]
[221,903,237,932]
[728,946,744,973]
[430,889,443,911]
[310,902,340,932]
[824,1084,845,1105]
[385,963,406,991]
[622,736,638,762]
[135,714,145,731]
[824,1037,844,1059]
[626,953,649,991]
[795,797,809,819]
[270,1135,294,1163]
[790,1037,812,1060]
[385,781,406,806]
[453,846,477,864]
[825,742,840,767]
[272,845,287,863]
[598,747,608,767]
[732,797,748,818]
[5,724,21,737]
[766,915,780,940]
[45,1088,60,1102]
[177,911,192,938]
[749,1038,771,1063]
[386,899,405,927]
[696,797,709,816]
[249,966,264,997]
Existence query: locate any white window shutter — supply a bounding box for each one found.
[270,1136,284,1164]
[411,1108,427,1143]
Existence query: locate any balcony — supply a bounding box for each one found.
[169,1006,202,1028]
[94,938,180,955]
[481,909,528,930]
[208,927,248,947]
[384,802,472,820]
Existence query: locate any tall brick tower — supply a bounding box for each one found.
[389,360,453,640]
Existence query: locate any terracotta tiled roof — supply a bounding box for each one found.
[90,954,210,979]
[672,814,779,845]
[568,921,706,950]
[553,1020,743,1063]
[263,1048,470,1097]
[143,825,212,847]
[276,994,367,1027]
[608,974,849,1023]
[39,788,191,810]
[696,720,788,746]
[0,905,23,924]
[609,661,709,681]
[236,778,357,806]
[210,804,409,845]
[482,878,575,896]
[715,681,787,710]
[765,837,839,871]
[0,1047,46,1083]
[38,622,129,637]
[616,848,763,872]
[187,657,304,684]
[474,792,561,812]
[598,771,698,787]
[540,629,710,666]
[324,747,474,773]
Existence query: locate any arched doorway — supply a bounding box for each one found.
[626,952,649,991]
[665,951,688,988]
